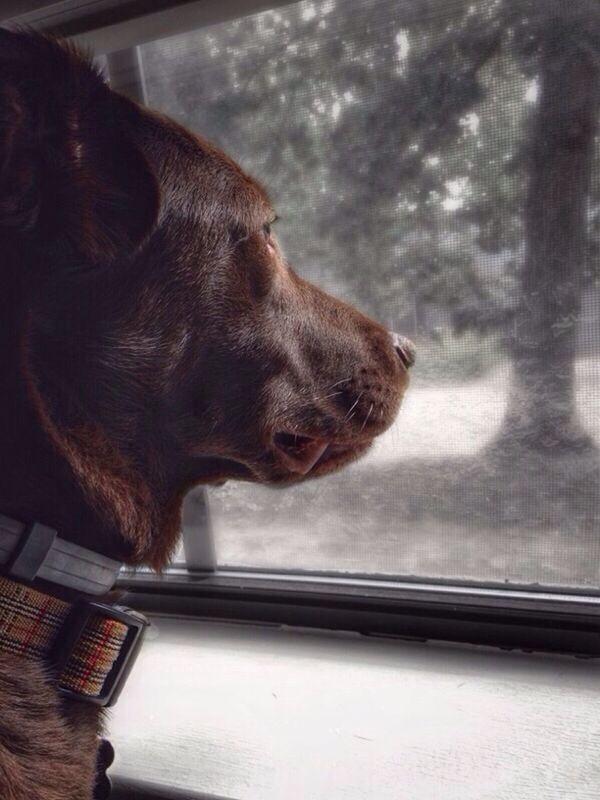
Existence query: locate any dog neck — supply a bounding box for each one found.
[0,274,137,561]
[0,244,192,572]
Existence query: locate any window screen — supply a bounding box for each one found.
[138,0,600,588]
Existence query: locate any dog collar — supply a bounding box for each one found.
[0,514,147,706]
[0,513,122,595]
[0,573,147,705]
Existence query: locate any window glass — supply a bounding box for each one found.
[139,0,600,587]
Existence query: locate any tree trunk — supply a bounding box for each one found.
[497,39,599,453]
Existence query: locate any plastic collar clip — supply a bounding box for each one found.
[7,521,57,582]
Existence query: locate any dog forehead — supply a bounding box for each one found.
[138,106,272,231]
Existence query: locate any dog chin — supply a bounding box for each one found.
[186,438,373,488]
[307,439,373,476]
[186,455,254,484]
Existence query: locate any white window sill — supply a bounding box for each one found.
[109,615,600,800]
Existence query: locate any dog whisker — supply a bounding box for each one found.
[360,403,374,434]
[329,377,352,390]
[314,390,344,403]
[344,392,363,424]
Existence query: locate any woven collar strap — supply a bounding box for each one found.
[0,575,146,705]
[0,514,122,595]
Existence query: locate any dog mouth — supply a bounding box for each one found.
[272,431,367,476]
[186,432,366,483]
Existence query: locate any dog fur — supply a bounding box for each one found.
[0,30,409,799]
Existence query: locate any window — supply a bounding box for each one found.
[2,3,598,798]
[125,0,600,590]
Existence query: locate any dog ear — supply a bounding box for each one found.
[0,29,159,267]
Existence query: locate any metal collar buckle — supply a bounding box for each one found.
[52,601,148,707]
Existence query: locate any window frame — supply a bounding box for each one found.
[118,568,600,656]
[0,0,301,53]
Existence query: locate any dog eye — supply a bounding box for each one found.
[263,216,279,239]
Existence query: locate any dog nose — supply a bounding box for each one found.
[389,331,416,369]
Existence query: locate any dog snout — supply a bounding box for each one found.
[388,331,416,369]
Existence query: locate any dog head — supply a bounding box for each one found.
[0,31,414,566]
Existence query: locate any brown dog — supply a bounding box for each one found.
[0,30,412,799]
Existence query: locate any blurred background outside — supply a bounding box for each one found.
[136,0,600,588]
